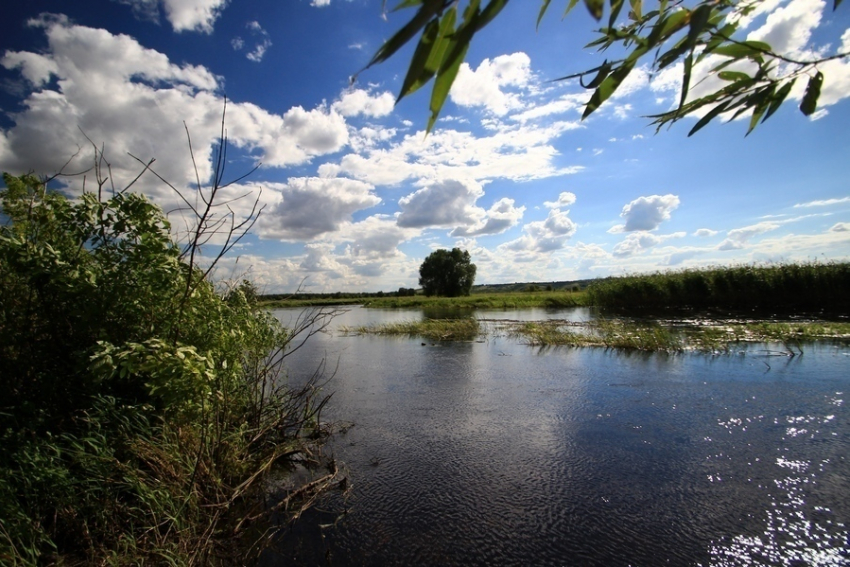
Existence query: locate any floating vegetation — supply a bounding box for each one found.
[509,320,850,353]
[346,317,850,353]
[341,318,483,342]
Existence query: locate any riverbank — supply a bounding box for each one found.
[262,291,587,310]
[261,262,850,315]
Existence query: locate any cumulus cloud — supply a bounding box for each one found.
[694,228,719,237]
[499,207,577,253]
[337,215,419,259]
[450,53,532,116]
[397,179,485,229]
[609,194,680,233]
[612,232,685,257]
[335,121,583,187]
[332,88,395,118]
[829,222,850,232]
[718,222,781,250]
[256,177,380,241]
[114,0,228,33]
[451,198,526,237]
[0,16,354,204]
[544,192,577,209]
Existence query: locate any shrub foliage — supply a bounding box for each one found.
[0,173,340,564]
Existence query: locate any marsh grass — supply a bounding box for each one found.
[341,318,482,342]
[586,262,850,312]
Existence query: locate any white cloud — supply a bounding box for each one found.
[337,215,419,259]
[793,196,850,208]
[694,228,719,237]
[256,177,380,241]
[499,207,577,253]
[243,21,272,63]
[164,0,228,32]
[335,121,583,186]
[0,16,355,204]
[311,0,331,6]
[612,231,685,257]
[663,247,708,265]
[544,192,577,209]
[397,179,485,229]
[332,88,395,118]
[829,222,850,232]
[609,194,680,233]
[450,53,532,116]
[452,198,526,237]
[115,0,229,33]
[231,37,244,50]
[718,221,781,250]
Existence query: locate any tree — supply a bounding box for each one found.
[364,0,847,135]
[419,248,477,296]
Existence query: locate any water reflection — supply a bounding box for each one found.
[263,308,850,566]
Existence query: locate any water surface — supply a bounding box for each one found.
[265,307,850,566]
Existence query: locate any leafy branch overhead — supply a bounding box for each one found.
[365,0,847,135]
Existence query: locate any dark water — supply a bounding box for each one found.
[263,307,850,566]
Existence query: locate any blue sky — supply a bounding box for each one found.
[1,0,849,293]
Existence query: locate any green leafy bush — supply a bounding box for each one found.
[0,173,341,565]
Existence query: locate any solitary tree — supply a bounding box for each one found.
[419,248,477,296]
[364,0,847,135]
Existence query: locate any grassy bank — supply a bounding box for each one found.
[264,291,587,310]
[346,316,850,352]
[586,262,850,313]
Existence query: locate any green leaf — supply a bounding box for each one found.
[426,0,477,132]
[582,60,635,119]
[628,0,642,20]
[687,100,729,136]
[585,0,605,20]
[397,19,440,100]
[762,78,795,123]
[564,0,582,17]
[800,71,824,116]
[398,8,457,101]
[679,52,693,110]
[747,88,772,135]
[391,0,425,10]
[718,70,751,82]
[366,0,443,68]
[686,4,712,50]
[582,60,612,88]
[609,0,625,28]
[537,0,553,28]
[477,0,509,31]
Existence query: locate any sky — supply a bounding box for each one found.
[1,0,849,293]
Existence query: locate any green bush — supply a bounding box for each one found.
[0,173,340,565]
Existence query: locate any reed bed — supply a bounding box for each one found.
[585,262,850,312]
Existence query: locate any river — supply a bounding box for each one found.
[262,306,850,566]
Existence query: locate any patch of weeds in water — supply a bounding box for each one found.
[342,319,482,342]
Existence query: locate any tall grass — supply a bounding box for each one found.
[586,262,850,312]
